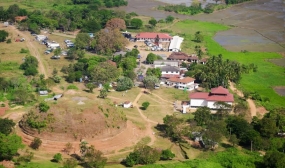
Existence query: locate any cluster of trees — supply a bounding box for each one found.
[225,0,252,4]
[72,0,128,7]
[0,30,8,42]
[158,3,205,15]
[20,56,38,76]
[185,55,257,89]
[0,118,24,161]
[146,53,163,64]
[0,77,35,105]
[157,105,285,163]
[124,145,175,167]
[0,4,129,34]
[0,4,28,22]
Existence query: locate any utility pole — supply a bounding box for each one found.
[229,128,232,136]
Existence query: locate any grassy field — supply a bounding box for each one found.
[168,20,285,109]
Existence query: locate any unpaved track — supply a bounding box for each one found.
[229,82,256,117]
[10,26,48,78]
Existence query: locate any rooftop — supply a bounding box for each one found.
[211,86,229,95]
[168,52,189,60]
[160,66,180,72]
[135,32,172,39]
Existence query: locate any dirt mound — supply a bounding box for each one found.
[20,101,127,141]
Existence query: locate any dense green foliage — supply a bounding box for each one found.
[0,133,24,161]
[38,102,50,112]
[143,76,160,91]
[225,0,252,4]
[0,30,9,42]
[158,3,203,15]
[146,53,163,64]
[124,145,162,166]
[0,118,16,135]
[142,101,150,110]
[194,107,211,126]
[116,76,133,91]
[146,68,162,78]
[52,153,62,163]
[20,56,38,76]
[185,55,257,89]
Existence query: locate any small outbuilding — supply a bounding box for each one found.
[123,101,132,108]
[168,36,184,52]
[39,90,48,96]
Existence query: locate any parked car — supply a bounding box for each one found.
[64,39,71,43]
[44,51,51,55]
[61,51,67,56]
[51,55,60,59]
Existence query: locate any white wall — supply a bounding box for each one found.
[161,71,179,75]
[207,101,233,109]
[190,99,207,107]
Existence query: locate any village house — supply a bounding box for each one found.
[123,101,132,108]
[166,77,198,91]
[153,60,179,68]
[159,66,180,79]
[168,52,189,62]
[189,86,234,109]
[135,32,172,42]
[168,52,207,64]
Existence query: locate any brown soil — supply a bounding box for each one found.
[20,102,127,142]
[229,82,257,118]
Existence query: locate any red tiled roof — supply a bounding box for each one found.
[167,77,180,82]
[200,58,208,62]
[188,56,198,60]
[161,74,180,78]
[189,86,234,102]
[211,86,229,95]
[124,101,131,104]
[207,94,234,102]
[189,92,209,99]
[168,52,189,60]
[180,77,195,83]
[135,32,172,39]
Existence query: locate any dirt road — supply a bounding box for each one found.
[10,26,48,78]
[229,82,256,117]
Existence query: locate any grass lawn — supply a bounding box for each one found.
[15,161,63,168]
[169,20,285,109]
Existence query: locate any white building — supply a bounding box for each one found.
[153,60,179,68]
[166,77,198,91]
[135,32,172,42]
[168,36,184,52]
[160,66,180,79]
[35,35,47,41]
[189,86,234,109]
[47,42,60,49]
[123,101,132,108]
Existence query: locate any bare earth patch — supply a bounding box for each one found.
[274,86,285,96]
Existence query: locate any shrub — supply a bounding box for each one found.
[53,153,62,162]
[20,48,29,53]
[6,39,11,43]
[160,149,175,160]
[30,137,42,150]
[67,84,78,90]
[39,102,50,112]
[142,102,150,110]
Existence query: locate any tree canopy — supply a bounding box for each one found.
[90,61,121,84]
[0,118,15,135]
[0,133,24,161]
[116,76,133,91]
[0,30,9,42]
[94,28,128,54]
[105,18,126,30]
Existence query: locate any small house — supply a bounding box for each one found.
[39,90,48,96]
[168,36,184,52]
[35,35,47,41]
[160,66,180,79]
[4,22,9,27]
[123,101,132,108]
[153,60,179,68]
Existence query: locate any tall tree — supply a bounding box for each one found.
[130,18,143,29]
[75,33,91,49]
[148,18,157,27]
[143,76,159,92]
[194,107,211,126]
[105,18,126,30]
[90,61,121,84]
[95,28,128,54]
[194,31,203,43]
[0,133,24,161]
[0,118,15,135]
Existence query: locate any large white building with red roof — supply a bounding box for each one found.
[135,32,172,42]
[189,86,234,109]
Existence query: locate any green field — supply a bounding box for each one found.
[170,20,285,109]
